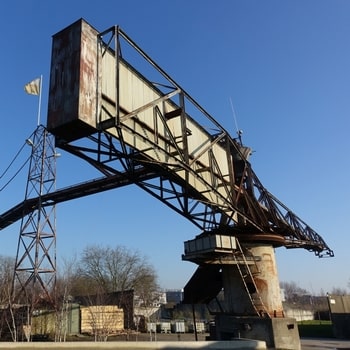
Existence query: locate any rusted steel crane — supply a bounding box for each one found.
[0,19,332,348]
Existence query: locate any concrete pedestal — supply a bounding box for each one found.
[213,315,301,350]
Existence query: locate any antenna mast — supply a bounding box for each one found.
[229,97,243,145]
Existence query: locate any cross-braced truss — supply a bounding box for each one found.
[13,125,57,305]
[57,125,333,257]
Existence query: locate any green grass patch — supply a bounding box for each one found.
[297,320,333,338]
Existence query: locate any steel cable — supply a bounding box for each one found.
[0,142,27,180]
[0,136,34,192]
[0,155,31,192]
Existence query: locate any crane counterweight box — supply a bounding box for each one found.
[47,19,99,141]
[184,234,236,255]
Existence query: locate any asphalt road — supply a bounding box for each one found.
[133,334,350,349]
[300,338,350,350]
[66,332,350,349]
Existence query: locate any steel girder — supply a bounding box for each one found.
[55,124,333,258]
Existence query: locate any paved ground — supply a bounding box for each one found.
[3,335,350,349]
[127,334,350,349]
[300,338,350,350]
[108,333,350,349]
[31,333,350,349]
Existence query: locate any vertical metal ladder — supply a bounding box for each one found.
[232,238,270,317]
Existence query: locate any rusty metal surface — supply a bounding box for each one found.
[248,245,284,317]
[47,19,98,140]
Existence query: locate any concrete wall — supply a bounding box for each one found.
[0,340,266,350]
[328,295,350,339]
[284,308,314,322]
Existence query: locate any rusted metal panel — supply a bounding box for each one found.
[47,19,99,141]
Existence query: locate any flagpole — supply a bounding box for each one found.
[37,75,43,126]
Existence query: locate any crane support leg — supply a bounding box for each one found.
[221,244,284,317]
[216,244,300,349]
[13,125,57,309]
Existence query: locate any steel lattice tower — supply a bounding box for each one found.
[13,125,57,306]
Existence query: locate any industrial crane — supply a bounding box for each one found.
[0,19,333,348]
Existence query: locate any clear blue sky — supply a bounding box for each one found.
[0,0,349,294]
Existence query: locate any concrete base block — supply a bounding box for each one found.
[214,315,300,350]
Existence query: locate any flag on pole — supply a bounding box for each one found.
[24,77,41,95]
[24,75,43,125]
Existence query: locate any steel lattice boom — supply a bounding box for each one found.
[46,20,332,257]
[0,131,332,257]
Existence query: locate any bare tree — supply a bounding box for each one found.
[81,290,124,342]
[78,245,158,297]
[330,287,348,295]
[0,255,17,341]
[280,281,309,301]
[55,255,79,341]
[76,245,159,335]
